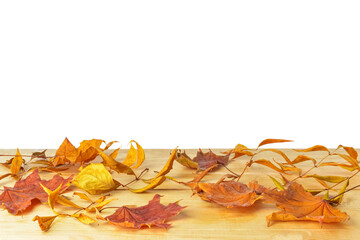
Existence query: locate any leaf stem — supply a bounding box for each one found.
[329,184,360,201]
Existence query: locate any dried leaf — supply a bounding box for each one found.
[56,195,83,209]
[97,149,135,175]
[253,159,284,173]
[102,141,118,151]
[148,148,178,182]
[304,174,347,183]
[259,149,293,166]
[194,149,230,171]
[264,182,349,226]
[86,198,116,212]
[10,148,23,175]
[334,153,359,167]
[195,181,264,208]
[175,151,198,169]
[71,213,97,224]
[122,144,137,167]
[33,215,58,232]
[330,179,350,204]
[129,176,167,193]
[0,169,73,215]
[105,194,185,229]
[257,139,293,148]
[268,176,284,190]
[52,138,78,165]
[318,162,358,171]
[40,183,63,214]
[72,163,120,195]
[291,155,316,165]
[338,145,358,160]
[294,145,329,153]
[73,192,93,202]
[31,150,47,160]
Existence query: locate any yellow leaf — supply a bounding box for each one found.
[86,198,116,212]
[334,153,359,167]
[268,176,284,190]
[123,144,137,167]
[71,213,97,224]
[10,148,23,175]
[129,176,166,193]
[149,148,178,182]
[73,192,93,202]
[56,195,83,209]
[109,148,120,159]
[72,163,119,195]
[304,174,347,183]
[97,149,135,175]
[32,215,58,232]
[131,140,145,169]
[175,152,198,169]
[40,184,63,214]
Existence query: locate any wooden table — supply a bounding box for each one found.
[0,149,359,240]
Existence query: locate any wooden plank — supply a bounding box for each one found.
[0,149,359,240]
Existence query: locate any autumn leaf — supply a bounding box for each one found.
[105,194,186,229]
[122,140,145,169]
[294,145,330,153]
[76,139,104,164]
[195,181,265,208]
[263,182,349,226]
[223,144,253,159]
[33,215,59,232]
[0,169,73,215]
[193,149,230,171]
[96,149,135,175]
[72,163,120,195]
[175,151,198,169]
[10,148,24,175]
[71,213,97,224]
[52,138,78,165]
[257,139,293,149]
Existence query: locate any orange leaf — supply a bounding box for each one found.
[257,139,293,148]
[334,153,359,167]
[52,138,78,166]
[291,155,316,165]
[105,194,186,229]
[259,149,293,166]
[32,215,58,232]
[264,182,349,226]
[338,145,358,160]
[10,148,23,175]
[294,145,329,153]
[253,159,284,173]
[196,181,264,208]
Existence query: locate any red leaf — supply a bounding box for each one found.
[194,149,230,171]
[0,169,73,215]
[105,194,186,229]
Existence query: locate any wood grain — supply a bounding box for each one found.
[0,149,359,240]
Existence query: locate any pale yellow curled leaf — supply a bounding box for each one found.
[40,183,63,214]
[149,148,178,182]
[96,149,135,175]
[56,195,83,209]
[72,163,119,195]
[331,179,349,204]
[10,148,23,175]
[304,174,347,183]
[32,215,58,232]
[86,198,116,212]
[268,176,284,190]
[73,192,93,202]
[123,144,137,167]
[129,176,167,193]
[71,213,97,224]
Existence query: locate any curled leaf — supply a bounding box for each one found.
[71,213,97,224]
[253,159,284,173]
[257,139,293,148]
[175,151,198,169]
[97,149,135,175]
[304,174,347,183]
[33,215,59,232]
[129,176,166,193]
[294,145,329,153]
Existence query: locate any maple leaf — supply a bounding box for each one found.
[194,149,230,170]
[195,181,265,208]
[263,182,349,226]
[72,163,120,195]
[0,169,73,215]
[52,138,78,165]
[105,194,186,229]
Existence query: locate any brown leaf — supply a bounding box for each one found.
[195,181,264,208]
[0,169,73,215]
[257,139,293,148]
[105,194,186,229]
[194,149,230,171]
[264,182,349,226]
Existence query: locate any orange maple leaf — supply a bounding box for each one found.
[0,169,73,215]
[105,194,186,229]
[263,182,349,226]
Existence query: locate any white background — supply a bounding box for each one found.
[0,1,359,149]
